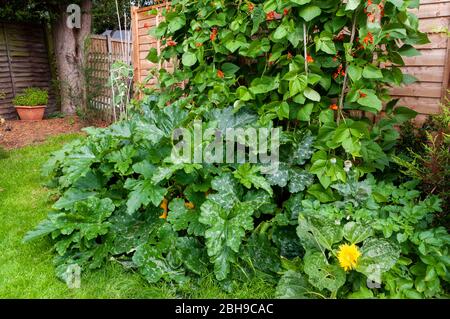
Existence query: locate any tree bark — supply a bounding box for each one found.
[52,0,92,115]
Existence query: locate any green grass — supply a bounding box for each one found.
[0,134,275,299]
[0,146,8,159]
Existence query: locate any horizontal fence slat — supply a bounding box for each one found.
[403,48,447,66]
[413,2,450,18]
[419,17,450,32]
[391,82,443,98]
[402,66,445,82]
[395,96,443,114]
[417,33,449,49]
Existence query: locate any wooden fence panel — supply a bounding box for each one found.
[131,1,450,122]
[86,35,132,117]
[131,2,174,91]
[0,23,56,120]
[398,0,450,124]
[0,25,15,119]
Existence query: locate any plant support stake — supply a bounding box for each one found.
[337,13,358,124]
[304,22,308,75]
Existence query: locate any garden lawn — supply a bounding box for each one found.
[0,134,275,299]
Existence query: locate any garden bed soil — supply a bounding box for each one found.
[0,116,108,149]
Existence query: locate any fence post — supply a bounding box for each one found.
[131,6,141,97]
[106,34,112,57]
[106,34,115,120]
[2,24,16,97]
[441,19,450,103]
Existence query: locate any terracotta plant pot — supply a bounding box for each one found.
[15,105,46,121]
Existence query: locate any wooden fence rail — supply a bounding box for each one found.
[131,1,450,123]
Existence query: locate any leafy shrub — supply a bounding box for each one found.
[25,102,449,298]
[395,121,426,158]
[12,87,48,107]
[276,175,449,298]
[394,99,450,226]
[25,0,449,298]
[25,105,283,285]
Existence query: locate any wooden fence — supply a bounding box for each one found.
[85,35,132,118]
[131,2,174,90]
[0,23,56,120]
[131,1,450,122]
[394,0,450,124]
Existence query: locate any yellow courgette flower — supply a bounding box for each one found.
[184,201,195,210]
[160,198,169,219]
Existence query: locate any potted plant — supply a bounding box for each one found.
[13,87,48,121]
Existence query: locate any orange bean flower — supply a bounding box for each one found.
[217,70,224,78]
[210,28,218,41]
[363,32,374,45]
[333,64,344,79]
[306,55,314,63]
[330,104,339,111]
[266,11,275,21]
[167,40,177,47]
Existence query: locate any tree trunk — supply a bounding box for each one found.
[52,0,92,115]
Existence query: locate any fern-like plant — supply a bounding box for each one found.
[394,95,450,225]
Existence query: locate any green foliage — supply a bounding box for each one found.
[0,0,65,22]
[277,176,448,298]
[23,0,449,299]
[109,61,134,121]
[147,0,423,190]
[47,112,66,119]
[91,0,153,33]
[0,0,147,28]
[25,105,283,286]
[394,98,450,226]
[200,197,254,281]
[12,87,48,107]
